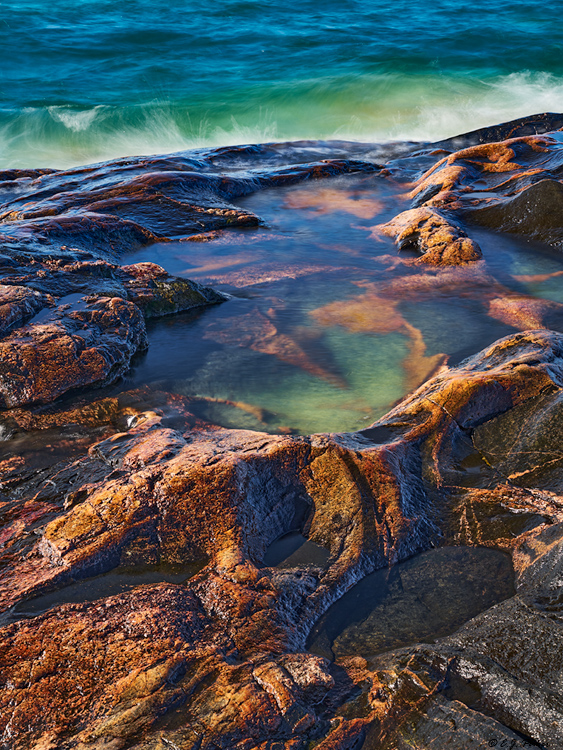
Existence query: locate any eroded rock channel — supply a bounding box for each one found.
[1,114,563,748]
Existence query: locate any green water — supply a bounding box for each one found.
[4,1,563,167]
[118,172,563,435]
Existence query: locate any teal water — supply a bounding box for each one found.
[3,0,563,167]
[118,174,563,435]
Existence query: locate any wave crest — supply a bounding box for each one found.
[2,71,563,169]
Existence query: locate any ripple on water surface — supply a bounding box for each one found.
[307,546,515,660]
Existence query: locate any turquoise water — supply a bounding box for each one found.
[118,176,563,436]
[3,0,563,167]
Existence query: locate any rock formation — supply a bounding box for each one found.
[1,115,563,748]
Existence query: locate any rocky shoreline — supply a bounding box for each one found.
[2,114,563,748]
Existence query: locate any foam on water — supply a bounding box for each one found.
[4,71,563,168]
[3,0,563,167]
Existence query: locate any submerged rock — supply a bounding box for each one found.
[3,117,563,748]
[1,329,563,747]
[0,151,380,409]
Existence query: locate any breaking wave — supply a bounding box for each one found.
[2,71,563,169]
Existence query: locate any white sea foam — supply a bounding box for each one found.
[48,105,101,133]
[368,71,563,143]
[2,71,563,169]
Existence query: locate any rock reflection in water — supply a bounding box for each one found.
[123,172,563,436]
[307,546,514,660]
[4,561,206,625]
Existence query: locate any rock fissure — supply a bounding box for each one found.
[3,118,563,747]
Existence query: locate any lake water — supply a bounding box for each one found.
[3,0,563,168]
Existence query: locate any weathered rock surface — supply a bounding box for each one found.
[0,150,377,408]
[469,177,563,247]
[0,296,147,408]
[3,117,563,749]
[0,259,226,406]
[376,207,482,265]
[1,330,563,748]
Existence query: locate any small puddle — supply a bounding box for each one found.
[27,292,91,326]
[264,530,330,568]
[307,546,514,660]
[4,560,206,625]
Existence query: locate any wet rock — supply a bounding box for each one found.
[2,328,563,746]
[430,111,563,151]
[0,296,147,407]
[0,211,163,261]
[409,136,558,210]
[473,388,563,490]
[4,119,563,748]
[1,386,203,434]
[119,261,228,317]
[0,156,378,259]
[376,207,482,265]
[348,520,563,748]
[467,177,563,247]
[0,284,49,335]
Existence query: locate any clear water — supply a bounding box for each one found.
[263,530,330,568]
[3,0,563,167]
[115,173,563,435]
[307,546,515,660]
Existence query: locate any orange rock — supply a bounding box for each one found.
[0,296,147,408]
[1,330,563,747]
[376,207,482,266]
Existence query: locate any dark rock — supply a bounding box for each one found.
[119,261,227,317]
[0,296,147,407]
[431,111,563,151]
[467,178,563,247]
[0,284,49,335]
